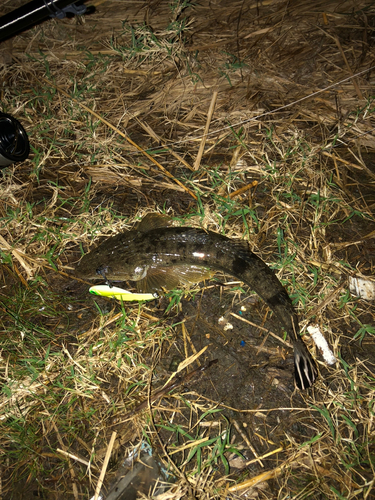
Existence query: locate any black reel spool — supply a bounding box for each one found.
[0,112,30,168]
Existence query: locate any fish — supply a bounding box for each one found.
[75,213,317,390]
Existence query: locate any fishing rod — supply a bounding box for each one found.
[0,1,93,168]
[0,111,30,168]
[0,0,90,43]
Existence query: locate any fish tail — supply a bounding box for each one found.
[293,340,317,390]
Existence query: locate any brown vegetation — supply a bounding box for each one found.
[0,0,374,498]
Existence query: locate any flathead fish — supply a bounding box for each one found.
[76,214,317,389]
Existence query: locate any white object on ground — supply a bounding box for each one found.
[349,276,375,301]
[307,325,337,365]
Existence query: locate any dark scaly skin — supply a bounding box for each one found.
[76,226,317,389]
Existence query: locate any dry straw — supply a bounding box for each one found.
[0,0,374,498]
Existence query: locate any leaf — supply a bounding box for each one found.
[311,404,336,441]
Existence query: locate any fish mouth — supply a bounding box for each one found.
[95,265,113,287]
[96,265,109,277]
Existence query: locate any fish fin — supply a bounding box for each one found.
[293,339,318,390]
[136,213,174,232]
[168,264,215,286]
[136,264,215,293]
[137,267,180,293]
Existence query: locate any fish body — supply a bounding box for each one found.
[76,217,317,389]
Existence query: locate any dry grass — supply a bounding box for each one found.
[0,0,375,498]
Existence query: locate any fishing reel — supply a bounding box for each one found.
[0,111,30,168]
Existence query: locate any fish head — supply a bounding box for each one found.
[75,229,144,281]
